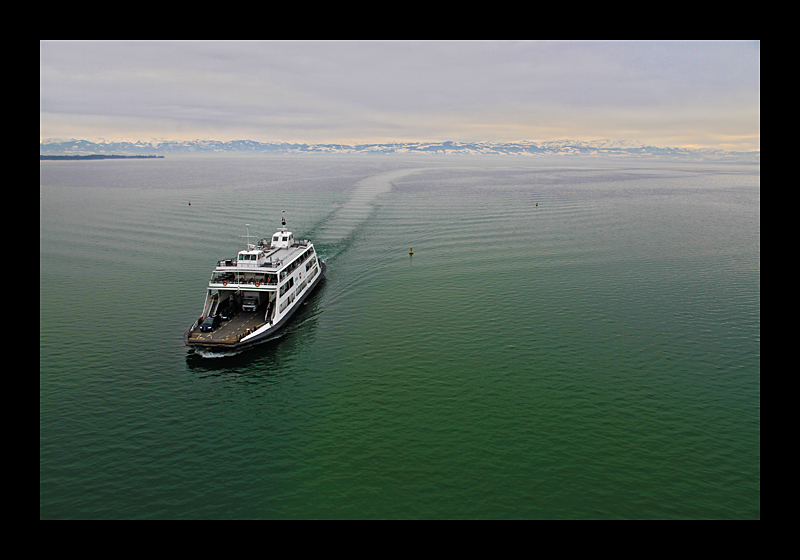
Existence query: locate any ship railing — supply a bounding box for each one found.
[209,273,278,288]
[217,258,282,269]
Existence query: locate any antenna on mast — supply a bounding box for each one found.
[241,223,254,248]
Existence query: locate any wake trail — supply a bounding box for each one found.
[312,168,424,260]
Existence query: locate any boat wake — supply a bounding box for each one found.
[193,347,246,359]
[312,168,423,260]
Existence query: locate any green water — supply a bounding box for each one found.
[40,156,760,519]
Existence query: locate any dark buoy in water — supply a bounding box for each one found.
[188,201,191,206]
[409,247,414,256]
[535,202,538,207]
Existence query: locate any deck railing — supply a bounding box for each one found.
[210,272,278,288]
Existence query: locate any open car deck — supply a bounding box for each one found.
[186,308,268,348]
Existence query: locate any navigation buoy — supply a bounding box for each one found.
[188,201,191,206]
[409,247,414,256]
[535,202,538,207]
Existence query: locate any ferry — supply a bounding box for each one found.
[184,217,326,350]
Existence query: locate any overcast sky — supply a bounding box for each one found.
[40,40,760,151]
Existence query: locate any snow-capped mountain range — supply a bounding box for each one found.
[40,138,759,162]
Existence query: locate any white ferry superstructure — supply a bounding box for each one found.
[184,221,326,350]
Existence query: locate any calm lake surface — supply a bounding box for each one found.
[40,155,760,519]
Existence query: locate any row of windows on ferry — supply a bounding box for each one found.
[279,255,317,296]
[278,265,319,313]
[279,248,316,281]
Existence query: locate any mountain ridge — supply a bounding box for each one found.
[39,138,759,162]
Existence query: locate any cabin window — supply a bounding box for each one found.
[279,277,295,297]
[273,236,279,242]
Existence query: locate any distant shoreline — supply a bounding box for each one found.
[40,154,164,161]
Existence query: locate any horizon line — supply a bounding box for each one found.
[40,137,761,154]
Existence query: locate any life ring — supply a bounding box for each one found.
[222,280,228,286]
[254,281,260,287]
